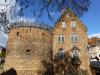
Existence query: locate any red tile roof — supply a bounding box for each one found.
[88,37,100,47]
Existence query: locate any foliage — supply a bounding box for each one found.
[0,0,90,33]
[0,52,6,57]
[16,0,90,17]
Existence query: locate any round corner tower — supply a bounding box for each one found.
[4,21,53,75]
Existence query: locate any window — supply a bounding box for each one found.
[26,49,31,55]
[61,22,66,29]
[71,46,80,58]
[42,33,44,36]
[71,21,76,29]
[17,32,19,36]
[72,50,79,58]
[66,14,70,18]
[58,34,64,42]
[58,48,64,59]
[71,33,78,42]
[90,54,95,59]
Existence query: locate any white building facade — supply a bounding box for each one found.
[88,37,100,61]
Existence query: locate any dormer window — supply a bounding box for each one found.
[58,34,64,43]
[71,21,76,29]
[61,22,66,29]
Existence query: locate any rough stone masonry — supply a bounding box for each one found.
[4,11,92,75]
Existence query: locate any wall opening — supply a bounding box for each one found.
[16,32,19,36]
[26,49,31,55]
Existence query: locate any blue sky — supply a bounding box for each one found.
[22,0,100,35]
[0,0,100,47]
[80,0,100,35]
[0,32,8,47]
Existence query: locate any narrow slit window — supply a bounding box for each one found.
[26,49,31,55]
[17,32,19,36]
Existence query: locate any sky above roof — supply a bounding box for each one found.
[20,0,100,36]
[0,0,100,47]
[80,0,100,35]
[0,0,99,36]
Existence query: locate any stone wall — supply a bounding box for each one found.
[4,11,93,75]
[53,11,92,75]
[4,25,53,75]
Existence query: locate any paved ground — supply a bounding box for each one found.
[0,63,4,74]
[0,69,3,74]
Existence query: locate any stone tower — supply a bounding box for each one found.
[53,11,92,75]
[4,21,53,75]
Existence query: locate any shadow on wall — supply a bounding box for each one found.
[1,68,17,75]
[39,51,90,75]
[0,51,90,75]
[41,60,54,75]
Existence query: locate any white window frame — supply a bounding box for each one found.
[71,33,78,42]
[90,54,95,59]
[72,50,79,57]
[59,34,64,43]
[71,21,76,29]
[61,22,66,29]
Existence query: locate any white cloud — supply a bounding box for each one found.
[88,33,100,38]
[0,0,16,12]
[11,17,36,23]
[0,0,36,48]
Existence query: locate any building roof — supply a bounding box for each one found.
[71,46,80,51]
[10,21,53,31]
[88,37,100,47]
[54,10,87,32]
